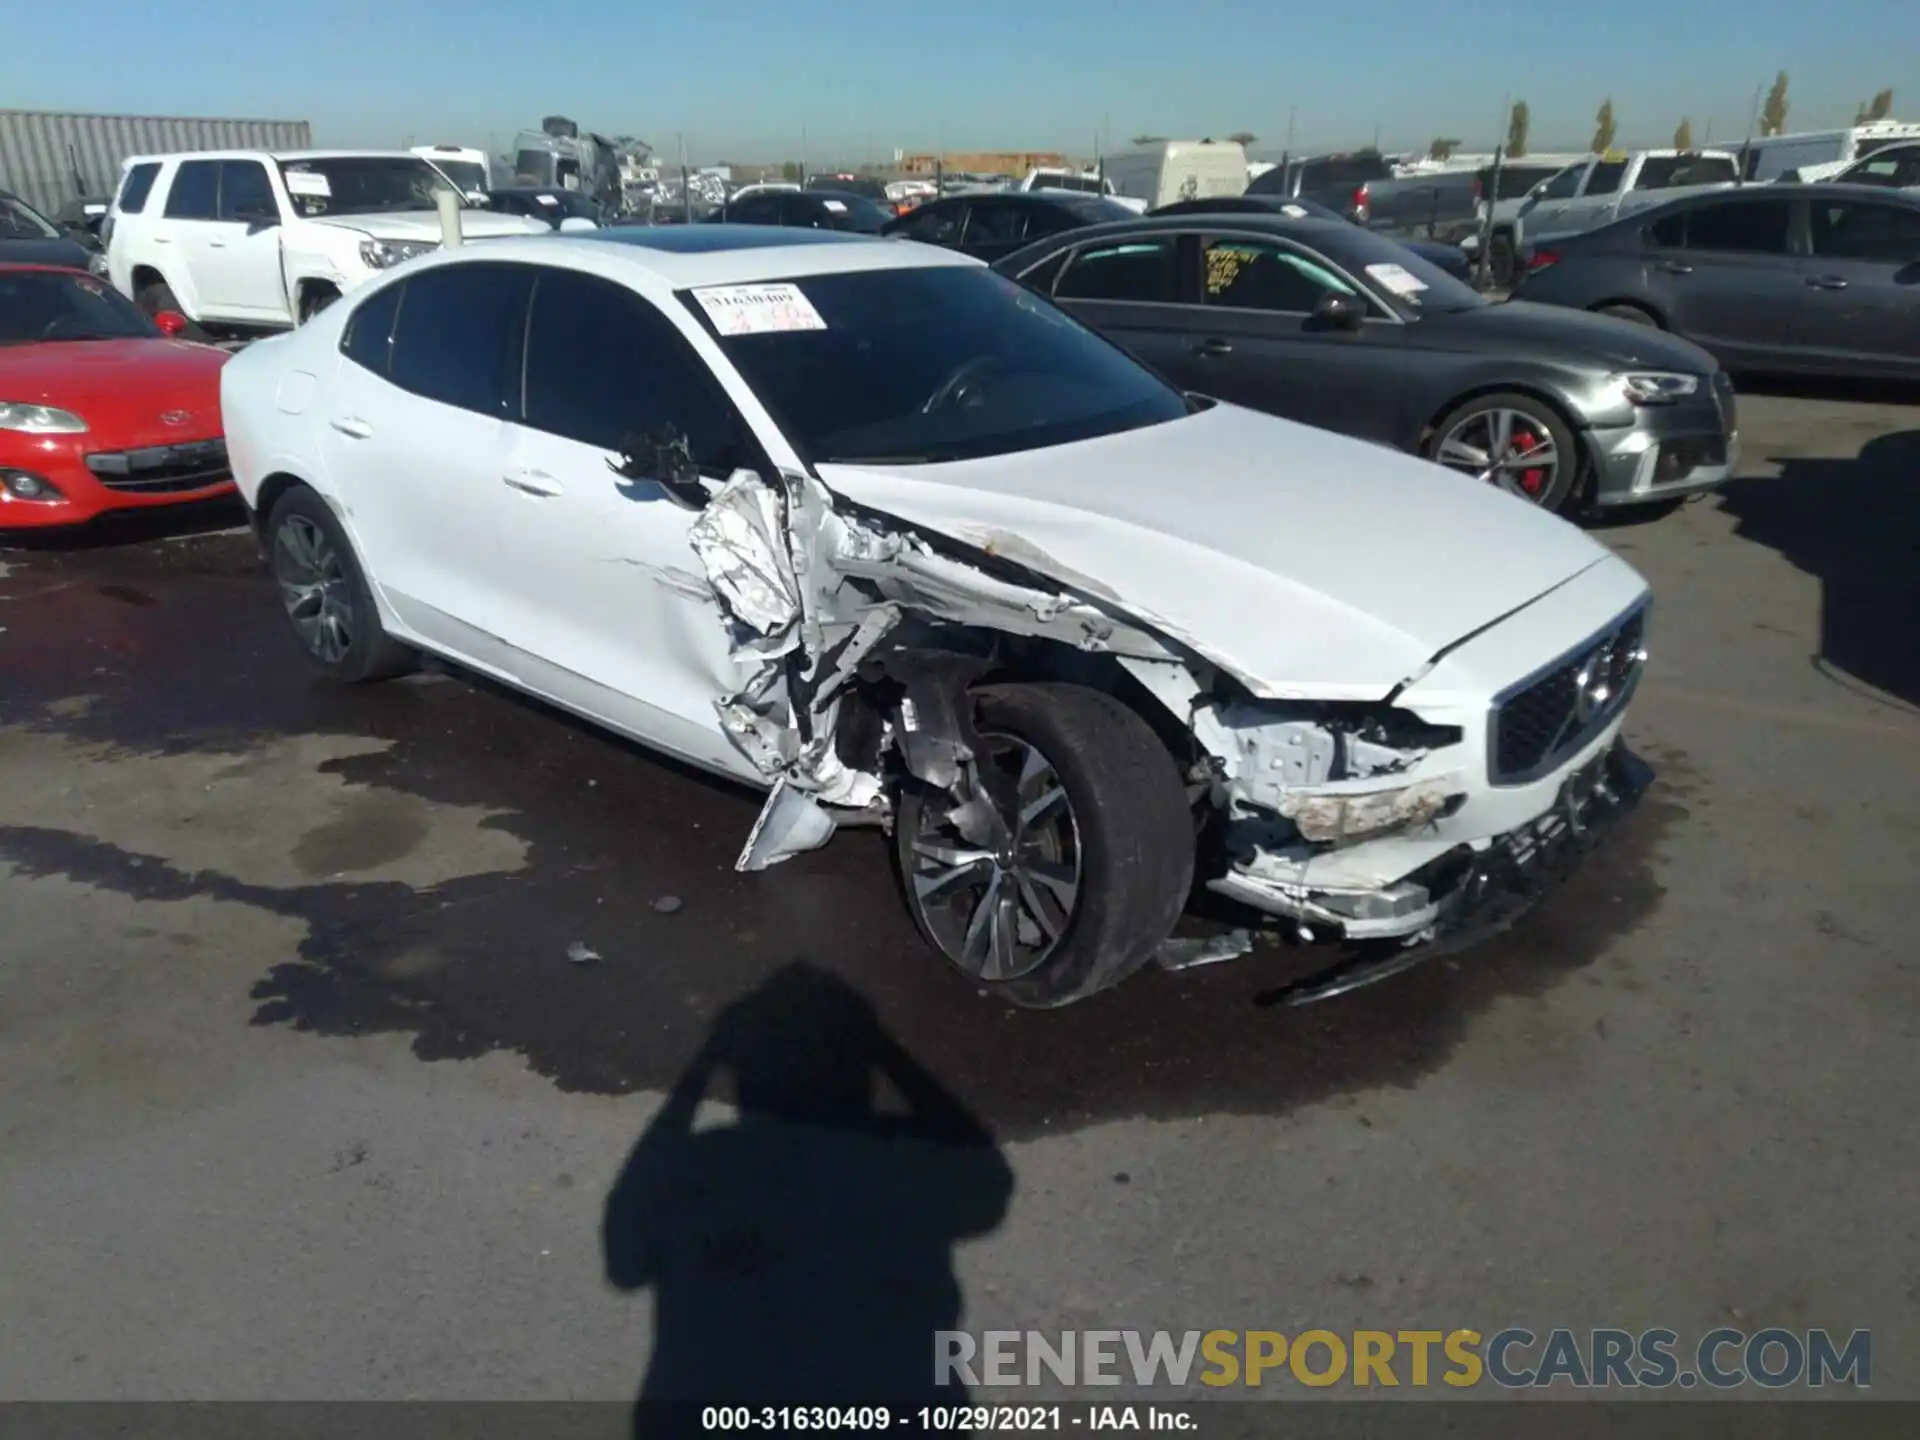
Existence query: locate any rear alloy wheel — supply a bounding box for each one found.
[895,683,1193,1009]
[1594,303,1659,328]
[1428,392,1580,514]
[266,487,414,682]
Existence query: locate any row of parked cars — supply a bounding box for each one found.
[0,132,1910,1007]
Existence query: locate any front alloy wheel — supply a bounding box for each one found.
[273,513,354,663]
[1428,392,1579,513]
[904,733,1082,983]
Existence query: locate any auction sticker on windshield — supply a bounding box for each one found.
[1366,263,1428,297]
[285,170,331,198]
[692,283,828,336]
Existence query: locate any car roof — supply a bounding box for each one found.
[123,149,427,165]
[424,224,980,289]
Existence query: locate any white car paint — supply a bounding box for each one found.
[106,149,548,329]
[221,230,1653,962]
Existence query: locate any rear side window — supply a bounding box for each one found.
[117,163,161,214]
[1054,237,1180,303]
[163,161,221,220]
[1810,201,1920,262]
[339,281,404,376]
[387,262,532,414]
[964,202,1029,246]
[521,268,746,473]
[891,202,963,244]
[1681,199,1793,254]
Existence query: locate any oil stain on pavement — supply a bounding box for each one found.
[0,532,1688,1139]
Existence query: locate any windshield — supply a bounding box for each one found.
[0,197,61,240]
[432,160,490,196]
[813,193,894,232]
[1330,228,1487,314]
[280,157,458,218]
[0,269,156,345]
[1055,195,1139,223]
[1034,172,1104,193]
[685,266,1190,465]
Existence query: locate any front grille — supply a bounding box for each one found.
[1491,607,1647,784]
[86,439,230,494]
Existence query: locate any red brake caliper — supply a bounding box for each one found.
[1510,427,1545,494]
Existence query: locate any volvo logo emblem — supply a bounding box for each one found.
[1573,642,1616,725]
[158,409,191,427]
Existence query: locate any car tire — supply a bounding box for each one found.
[893,682,1193,1010]
[134,280,211,342]
[1489,233,1517,289]
[1594,302,1660,328]
[264,486,415,683]
[1427,391,1582,515]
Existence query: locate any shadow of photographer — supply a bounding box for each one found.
[604,961,1013,1433]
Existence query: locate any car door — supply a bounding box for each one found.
[212,159,292,322]
[1044,231,1199,386]
[491,266,759,776]
[314,262,534,670]
[161,160,234,318]
[1182,231,1407,442]
[1795,196,1920,375]
[1646,195,1804,364]
[1516,160,1590,238]
[1553,157,1627,234]
[957,199,1033,263]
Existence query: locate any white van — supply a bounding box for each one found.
[1103,140,1248,211]
[1739,121,1920,183]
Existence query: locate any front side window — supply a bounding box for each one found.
[163,161,221,220]
[1202,238,1366,313]
[1536,164,1587,201]
[1810,201,1920,263]
[522,268,745,472]
[1054,237,1180,303]
[1682,199,1793,254]
[279,157,457,219]
[117,162,161,214]
[0,269,156,345]
[219,161,277,221]
[685,265,1190,466]
[386,263,531,414]
[963,203,1028,246]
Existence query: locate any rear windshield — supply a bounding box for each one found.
[1299,154,1393,188]
[1638,154,1736,189]
[117,162,162,214]
[0,195,59,240]
[1054,194,1140,223]
[682,266,1189,466]
[1033,173,1105,193]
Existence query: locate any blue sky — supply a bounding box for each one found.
[6,0,1916,164]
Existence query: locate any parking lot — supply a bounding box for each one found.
[1,379,1916,1402]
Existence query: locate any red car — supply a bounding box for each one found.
[1,263,232,533]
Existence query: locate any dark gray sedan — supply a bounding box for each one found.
[1513,184,1920,379]
[991,214,1737,516]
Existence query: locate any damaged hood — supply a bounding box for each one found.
[815,402,1613,700]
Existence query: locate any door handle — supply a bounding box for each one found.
[152,236,173,245]
[1193,337,1234,357]
[328,416,373,439]
[208,241,227,249]
[502,469,563,498]
[1804,274,1849,290]
[1654,261,1693,275]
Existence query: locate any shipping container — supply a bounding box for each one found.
[0,109,313,217]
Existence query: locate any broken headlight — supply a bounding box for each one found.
[359,238,438,270]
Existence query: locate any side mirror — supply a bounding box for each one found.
[1310,293,1366,332]
[153,310,189,337]
[608,424,710,510]
[558,215,598,232]
[235,204,279,231]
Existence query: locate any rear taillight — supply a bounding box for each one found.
[1352,184,1371,222]
[1525,248,1561,273]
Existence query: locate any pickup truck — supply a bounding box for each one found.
[104,149,548,335]
[1501,149,1740,261]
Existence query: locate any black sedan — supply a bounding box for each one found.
[992,214,1737,516]
[881,190,1140,263]
[1513,184,1920,380]
[486,185,608,229]
[1,190,94,268]
[1149,194,1477,282]
[710,189,893,233]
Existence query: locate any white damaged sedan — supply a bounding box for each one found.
[220,226,1653,1008]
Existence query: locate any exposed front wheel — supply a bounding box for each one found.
[894,683,1194,1009]
[265,486,415,682]
[1427,391,1581,514]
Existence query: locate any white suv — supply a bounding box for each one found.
[104,150,548,333]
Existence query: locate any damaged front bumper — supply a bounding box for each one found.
[1256,740,1653,1005]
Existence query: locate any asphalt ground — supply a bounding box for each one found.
[1,383,1916,1408]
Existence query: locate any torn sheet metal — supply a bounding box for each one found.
[1154,929,1254,972]
[687,472,802,643]
[737,777,837,871]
